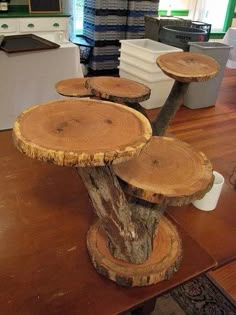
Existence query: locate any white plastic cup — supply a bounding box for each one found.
[192,171,224,211]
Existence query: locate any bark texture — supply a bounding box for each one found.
[152,81,189,136]
[78,165,156,264]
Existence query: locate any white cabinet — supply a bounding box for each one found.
[0,18,17,34]
[0,17,69,42]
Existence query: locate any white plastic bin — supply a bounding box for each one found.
[118,58,168,81]
[119,67,174,109]
[119,39,182,63]
[119,50,161,72]
[184,42,231,109]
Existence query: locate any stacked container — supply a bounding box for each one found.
[83,0,128,73]
[83,0,159,74]
[119,39,182,109]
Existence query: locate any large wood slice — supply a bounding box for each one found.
[86,76,151,104]
[13,99,152,167]
[156,52,219,82]
[87,215,182,287]
[114,137,214,206]
[55,78,92,97]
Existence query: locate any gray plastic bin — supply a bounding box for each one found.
[184,42,231,109]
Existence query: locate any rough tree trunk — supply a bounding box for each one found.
[152,81,189,136]
[77,165,156,264]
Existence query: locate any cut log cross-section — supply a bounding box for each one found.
[152,52,219,136]
[55,78,92,98]
[85,76,151,118]
[114,136,214,207]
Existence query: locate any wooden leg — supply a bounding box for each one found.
[152,81,189,136]
[77,165,155,264]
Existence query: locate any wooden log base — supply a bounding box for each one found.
[114,137,214,206]
[55,78,92,97]
[13,99,152,167]
[87,216,182,287]
[156,52,219,83]
[85,76,151,104]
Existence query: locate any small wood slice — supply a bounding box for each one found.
[87,216,182,287]
[156,52,219,82]
[55,78,92,97]
[13,99,152,167]
[114,137,214,206]
[86,76,151,104]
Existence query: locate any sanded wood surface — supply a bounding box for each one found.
[156,52,219,82]
[114,137,214,206]
[13,99,152,167]
[86,76,151,103]
[87,216,182,287]
[55,78,92,97]
[208,261,236,301]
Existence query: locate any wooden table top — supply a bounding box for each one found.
[0,131,215,315]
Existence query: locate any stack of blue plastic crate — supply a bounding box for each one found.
[83,0,159,73]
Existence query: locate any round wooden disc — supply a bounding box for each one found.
[156,52,219,82]
[114,137,214,206]
[87,216,182,287]
[55,78,92,97]
[13,99,152,167]
[86,76,151,103]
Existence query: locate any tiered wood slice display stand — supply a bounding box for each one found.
[13,52,219,288]
[12,98,183,287]
[55,78,92,97]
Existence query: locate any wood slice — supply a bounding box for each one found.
[87,215,182,287]
[86,76,151,103]
[156,52,219,82]
[55,78,92,97]
[13,99,152,167]
[114,137,214,206]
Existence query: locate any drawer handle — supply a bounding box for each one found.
[1,24,8,29]
[53,23,60,27]
[27,23,35,28]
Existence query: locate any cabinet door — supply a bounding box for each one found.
[0,19,17,34]
[19,17,68,33]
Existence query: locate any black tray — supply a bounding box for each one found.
[0,34,60,53]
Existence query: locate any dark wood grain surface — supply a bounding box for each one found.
[0,131,215,315]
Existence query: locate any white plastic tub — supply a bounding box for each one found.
[119,67,174,109]
[119,50,161,72]
[119,38,182,63]
[119,58,169,81]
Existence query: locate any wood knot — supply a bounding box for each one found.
[152,160,159,167]
[104,119,112,124]
[56,119,80,133]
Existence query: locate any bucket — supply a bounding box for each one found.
[159,25,208,51]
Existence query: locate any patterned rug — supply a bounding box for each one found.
[153,274,236,315]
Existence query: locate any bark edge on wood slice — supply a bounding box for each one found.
[85,76,151,104]
[13,99,152,167]
[87,215,182,287]
[55,78,92,97]
[156,52,219,83]
[114,137,214,206]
